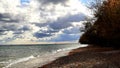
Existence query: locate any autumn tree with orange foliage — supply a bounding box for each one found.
[95,0,120,25]
[80,0,120,47]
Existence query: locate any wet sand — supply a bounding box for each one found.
[39,45,120,68]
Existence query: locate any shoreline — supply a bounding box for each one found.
[40,45,120,68]
[1,44,83,68]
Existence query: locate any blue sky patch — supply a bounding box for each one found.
[20,0,30,6]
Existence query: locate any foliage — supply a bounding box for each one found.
[93,0,120,24]
[79,0,120,46]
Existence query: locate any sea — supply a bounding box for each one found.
[0,43,87,68]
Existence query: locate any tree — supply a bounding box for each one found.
[79,0,120,46]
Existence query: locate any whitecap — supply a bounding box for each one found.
[3,55,35,68]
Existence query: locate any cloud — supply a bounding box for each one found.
[0,0,93,44]
[50,21,85,42]
[49,13,86,30]
[34,33,52,38]
[38,0,68,5]
[0,13,19,23]
[63,27,80,34]
[51,33,80,42]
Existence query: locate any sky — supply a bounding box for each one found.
[0,0,93,44]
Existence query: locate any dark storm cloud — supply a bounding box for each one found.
[0,24,18,31]
[34,32,52,38]
[33,23,48,27]
[0,30,7,32]
[0,24,31,35]
[49,13,86,30]
[38,0,68,5]
[18,25,31,31]
[13,31,23,34]
[33,28,58,38]
[33,13,87,39]
[0,24,20,35]
[0,30,8,35]
[13,26,31,34]
[0,13,19,23]
[45,29,59,33]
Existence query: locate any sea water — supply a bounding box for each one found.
[0,43,87,68]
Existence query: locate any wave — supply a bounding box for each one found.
[2,44,87,68]
[3,55,35,68]
[52,44,87,53]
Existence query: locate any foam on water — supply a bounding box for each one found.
[3,55,35,68]
[52,44,87,53]
[1,44,87,68]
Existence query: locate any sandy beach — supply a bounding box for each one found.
[40,45,120,68]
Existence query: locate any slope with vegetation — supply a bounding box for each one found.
[80,0,120,47]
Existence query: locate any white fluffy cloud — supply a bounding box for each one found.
[0,0,92,44]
